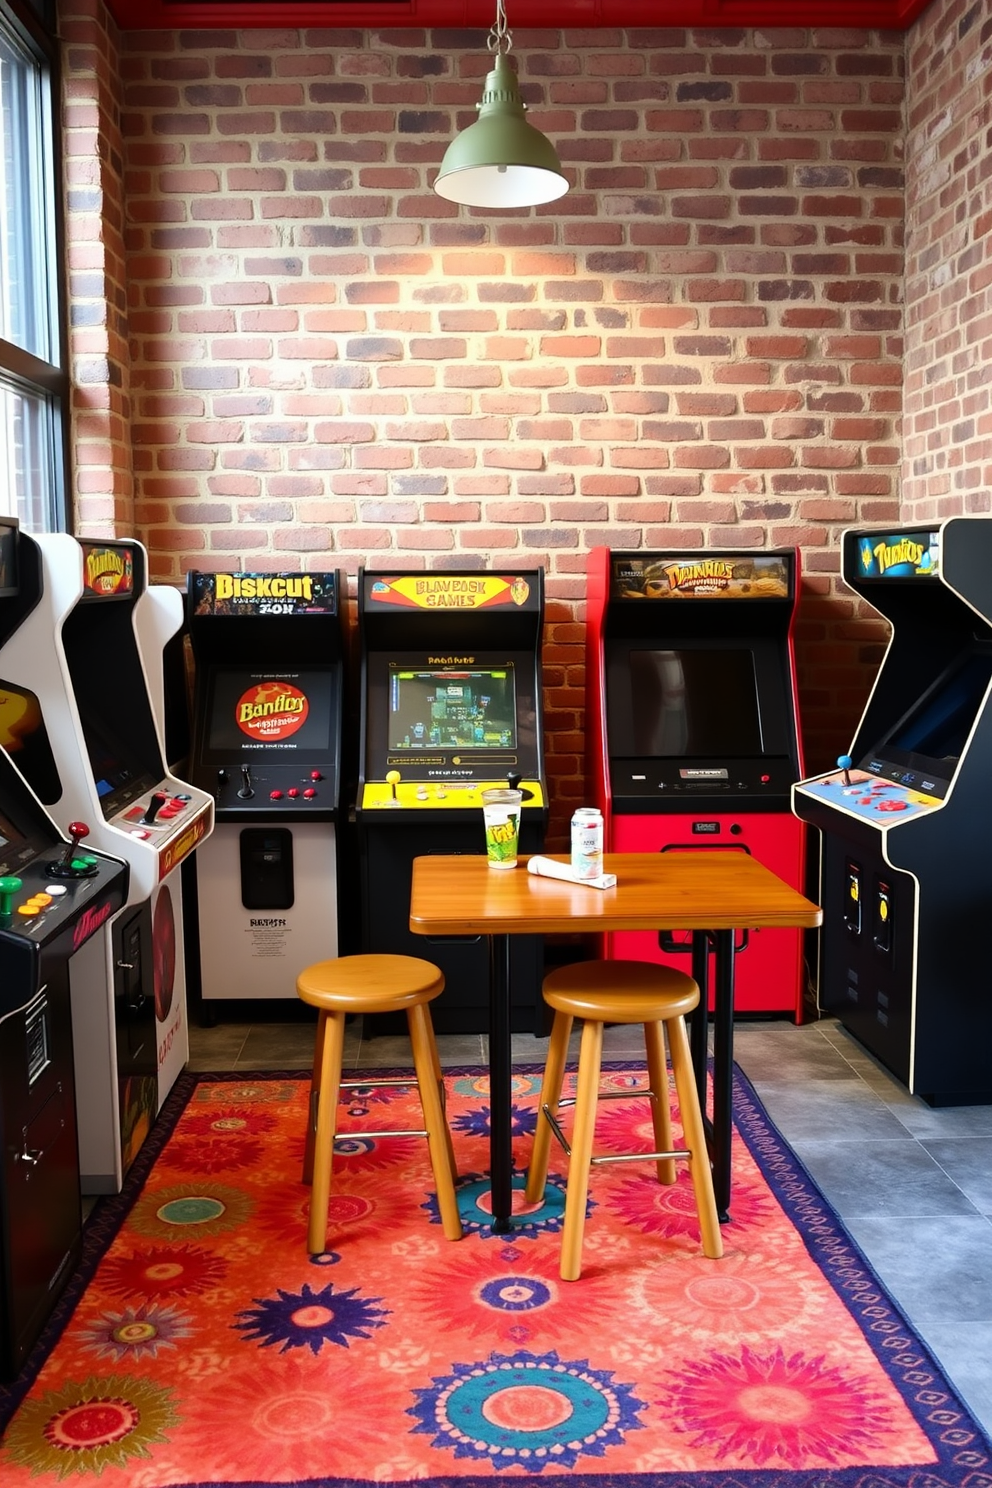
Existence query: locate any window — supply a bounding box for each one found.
[0,0,67,531]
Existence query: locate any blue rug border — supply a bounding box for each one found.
[1,1062,990,1488]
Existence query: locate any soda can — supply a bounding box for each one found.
[571,807,604,880]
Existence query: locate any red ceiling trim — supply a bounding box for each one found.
[105,0,930,33]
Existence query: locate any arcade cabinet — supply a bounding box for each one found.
[793,518,992,1104]
[586,548,807,1017]
[0,519,128,1376]
[185,571,346,1006]
[0,531,214,1192]
[356,567,548,1033]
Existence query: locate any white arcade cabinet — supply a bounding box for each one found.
[0,533,213,1191]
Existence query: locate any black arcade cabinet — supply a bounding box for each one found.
[0,521,128,1378]
[186,572,346,1006]
[586,548,808,1017]
[356,568,548,1033]
[794,519,992,1104]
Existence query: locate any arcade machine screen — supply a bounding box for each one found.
[203,668,336,762]
[609,649,763,759]
[868,648,992,793]
[388,665,517,752]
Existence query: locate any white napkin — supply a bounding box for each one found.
[527,855,617,890]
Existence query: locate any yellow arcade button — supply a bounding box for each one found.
[34,893,53,908]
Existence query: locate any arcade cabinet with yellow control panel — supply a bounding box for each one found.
[356,568,548,1033]
[794,518,992,1105]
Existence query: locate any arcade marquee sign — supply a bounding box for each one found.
[366,575,533,610]
[612,553,791,600]
[190,572,338,615]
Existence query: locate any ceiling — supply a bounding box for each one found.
[104,0,930,35]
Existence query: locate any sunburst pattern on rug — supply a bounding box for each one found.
[0,1062,988,1487]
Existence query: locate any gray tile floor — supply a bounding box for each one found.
[188,1008,992,1438]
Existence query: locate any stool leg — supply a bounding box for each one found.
[644,1019,677,1186]
[667,1012,723,1260]
[425,1008,459,1188]
[525,1010,573,1204]
[408,1003,463,1242]
[308,1010,346,1255]
[302,1008,328,1186]
[560,1018,603,1282]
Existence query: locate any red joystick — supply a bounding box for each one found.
[48,821,97,878]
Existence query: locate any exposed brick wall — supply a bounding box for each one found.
[904,0,992,522]
[61,0,135,536]
[59,13,907,843]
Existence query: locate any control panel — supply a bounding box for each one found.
[797,765,942,826]
[361,772,544,810]
[211,764,335,819]
[610,756,795,808]
[0,823,122,968]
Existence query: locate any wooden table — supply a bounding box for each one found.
[410,850,821,1233]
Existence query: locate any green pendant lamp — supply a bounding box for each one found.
[433,1,569,210]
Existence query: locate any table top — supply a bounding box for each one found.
[410,852,823,936]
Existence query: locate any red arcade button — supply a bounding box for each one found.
[270,790,283,800]
[287,788,300,798]
[303,787,317,799]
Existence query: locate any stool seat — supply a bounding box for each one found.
[526,957,723,1280]
[298,954,445,1016]
[543,959,700,1024]
[298,953,462,1255]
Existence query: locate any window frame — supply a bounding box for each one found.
[0,0,71,533]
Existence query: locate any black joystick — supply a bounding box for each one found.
[141,792,168,826]
[238,764,254,800]
[506,769,534,803]
[47,821,98,879]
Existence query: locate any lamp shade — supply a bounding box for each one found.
[433,54,569,209]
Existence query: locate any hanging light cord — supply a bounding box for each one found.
[488,0,512,56]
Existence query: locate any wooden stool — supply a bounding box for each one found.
[297,954,462,1254]
[525,959,723,1280]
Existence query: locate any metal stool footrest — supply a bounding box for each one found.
[541,1102,690,1165]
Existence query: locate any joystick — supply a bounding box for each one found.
[837,754,853,787]
[47,821,98,879]
[385,769,401,807]
[0,875,22,917]
[506,769,534,802]
[141,792,168,826]
[238,764,254,800]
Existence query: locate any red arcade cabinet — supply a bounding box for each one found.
[794,519,992,1104]
[586,547,807,1017]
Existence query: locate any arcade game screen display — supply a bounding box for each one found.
[205,669,335,759]
[875,648,992,772]
[609,648,763,757]
[388,665,517,751]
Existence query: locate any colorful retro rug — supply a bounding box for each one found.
[1,1063,989,1487]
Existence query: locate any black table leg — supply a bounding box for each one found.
[689,930,710,1103]
[488,931,513,1233]
[711,928,735,1222]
